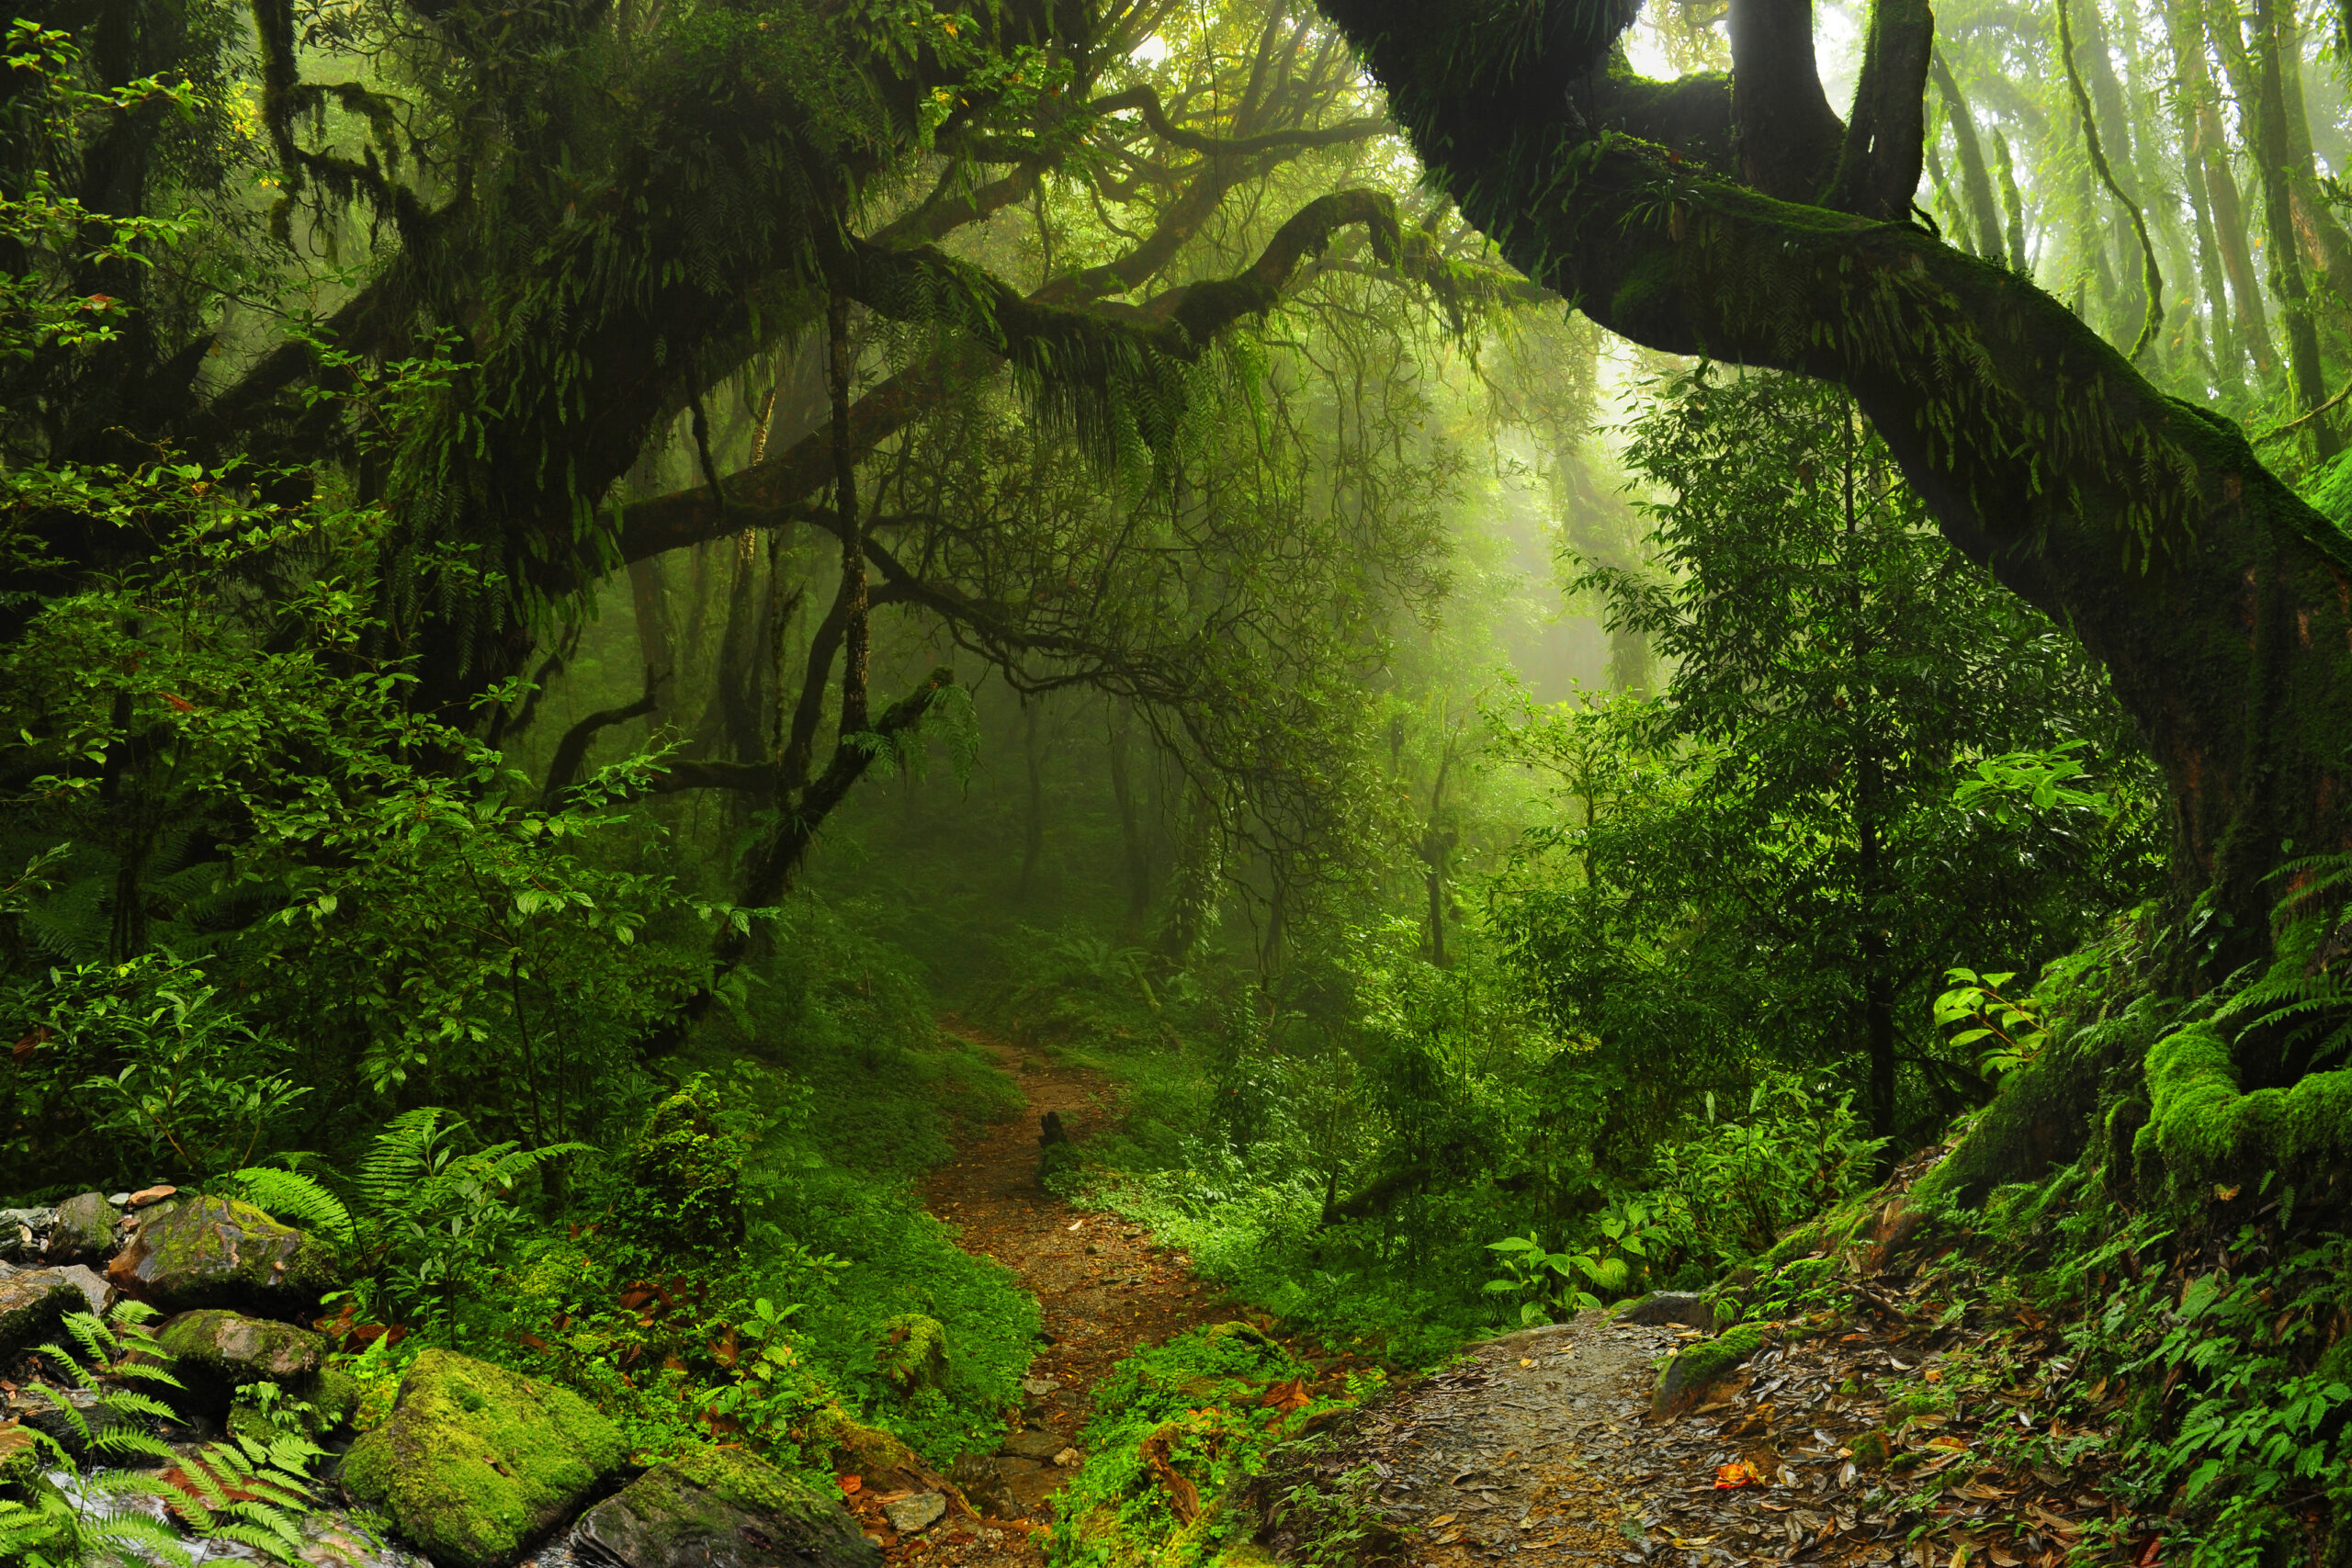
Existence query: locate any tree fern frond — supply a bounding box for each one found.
[231,1167,354,1243]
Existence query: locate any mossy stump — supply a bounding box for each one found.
[1653,1324,1768,1416]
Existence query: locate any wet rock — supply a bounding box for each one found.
[881,1491,946,1535]
[155,1307,327,1415]
[0,1423,43,1494]
[1653,1322,1768,1415]
[949,1452,1020,1518]
[1617,1291,1716,1329]
[0,1207,56,1261]
[341,1348,627,1568]
[572,1445,879,1568]
[106,1194,343,1314]
[17,1382,166,1464]
[46,1193,119,1264]
[0,1266,85,1361]
[48,1263,111,1315]
[1001,1427,1064,1461]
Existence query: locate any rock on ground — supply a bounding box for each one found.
[106,1195,342,1314]
[572,1446,880,1568]
[0,1266,87,1361]
[341,1348,628,1568]
[155,1307,328,1415]
[47,1192,119,1264]
[882,1492,947,1535]
[1618,1292,1717,1329]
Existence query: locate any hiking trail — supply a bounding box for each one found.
[849,1032,2108,1568]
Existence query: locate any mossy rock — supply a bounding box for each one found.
[340,1348,627,1568]
[0,1269,87,1366]
[1885,1388,1949,1420]
[879,1313,948,1394]
[105,1195,343,1314]
[2130,1021,2352,1203]
[1653,1324,1768,1416]
[155,1309,327,1415]
[46,1192,119,1264]
[572,1445,878,1568]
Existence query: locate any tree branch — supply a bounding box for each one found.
[541,666,665,807]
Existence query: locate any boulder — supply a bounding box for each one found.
[106,1195,342,1314]
[47,1192,119,1264]
[340,1348,628,1568]
[43,1263,111,1315]
[1653,1323,1768,1416]
[1000,1427,1063,1461]
[0,1267,85,1362]
[155,1308,327,1415]
[572,1446,879,1568]
[1616,1292,1716,1329]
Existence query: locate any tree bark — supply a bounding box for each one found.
[1928,51,2004,268]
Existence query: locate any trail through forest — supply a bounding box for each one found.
[846,1034,2123,1568]
[844,1023,1225,1566]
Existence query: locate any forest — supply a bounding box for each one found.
[2,0,2351,1557]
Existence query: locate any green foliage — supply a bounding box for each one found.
[1048,1325,1355,1568]
[0,1302,319,1565]
[623,1076,752,1255]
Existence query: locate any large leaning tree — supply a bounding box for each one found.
[1303,0,2352,1186]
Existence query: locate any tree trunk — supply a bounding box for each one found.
[1314,0,2352,1003]
[2248,0,2341,459]
[1108,705,1152,942]
[1019,694,1046,899]
[2160,0,2245,392]
[626,557,674,730]
[1928,52,2004,269]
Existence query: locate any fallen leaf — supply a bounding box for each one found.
[1260,1378,1311,1413]
[838,1475,862,1495]
[1714,1461,1767,1490]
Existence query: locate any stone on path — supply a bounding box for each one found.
[881,1491,947,1535]
[1616,1290,1717,1329]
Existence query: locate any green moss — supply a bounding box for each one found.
[670,1445,832,1520]
[1885,1388,1949,1419]
[107,1196,343,1312]
[878,1313,948,1393]
[2132,1022,2352,1201]
[340,1348,627,1568]
[1845,1430,1890,1469]
[1654,1323,1765,1414]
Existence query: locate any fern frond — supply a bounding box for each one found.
[230,1167,355,1244]
[357,1107,452,1209]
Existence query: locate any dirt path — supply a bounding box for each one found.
[855,1034,2101,1568]
[868,1022,1226,1566]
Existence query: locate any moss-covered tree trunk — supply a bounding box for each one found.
[1312,0,2352,1011]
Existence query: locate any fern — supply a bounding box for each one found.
[231,1166,354,1244]
[15,1301,319,1564]
[2215,853,2352,1072]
